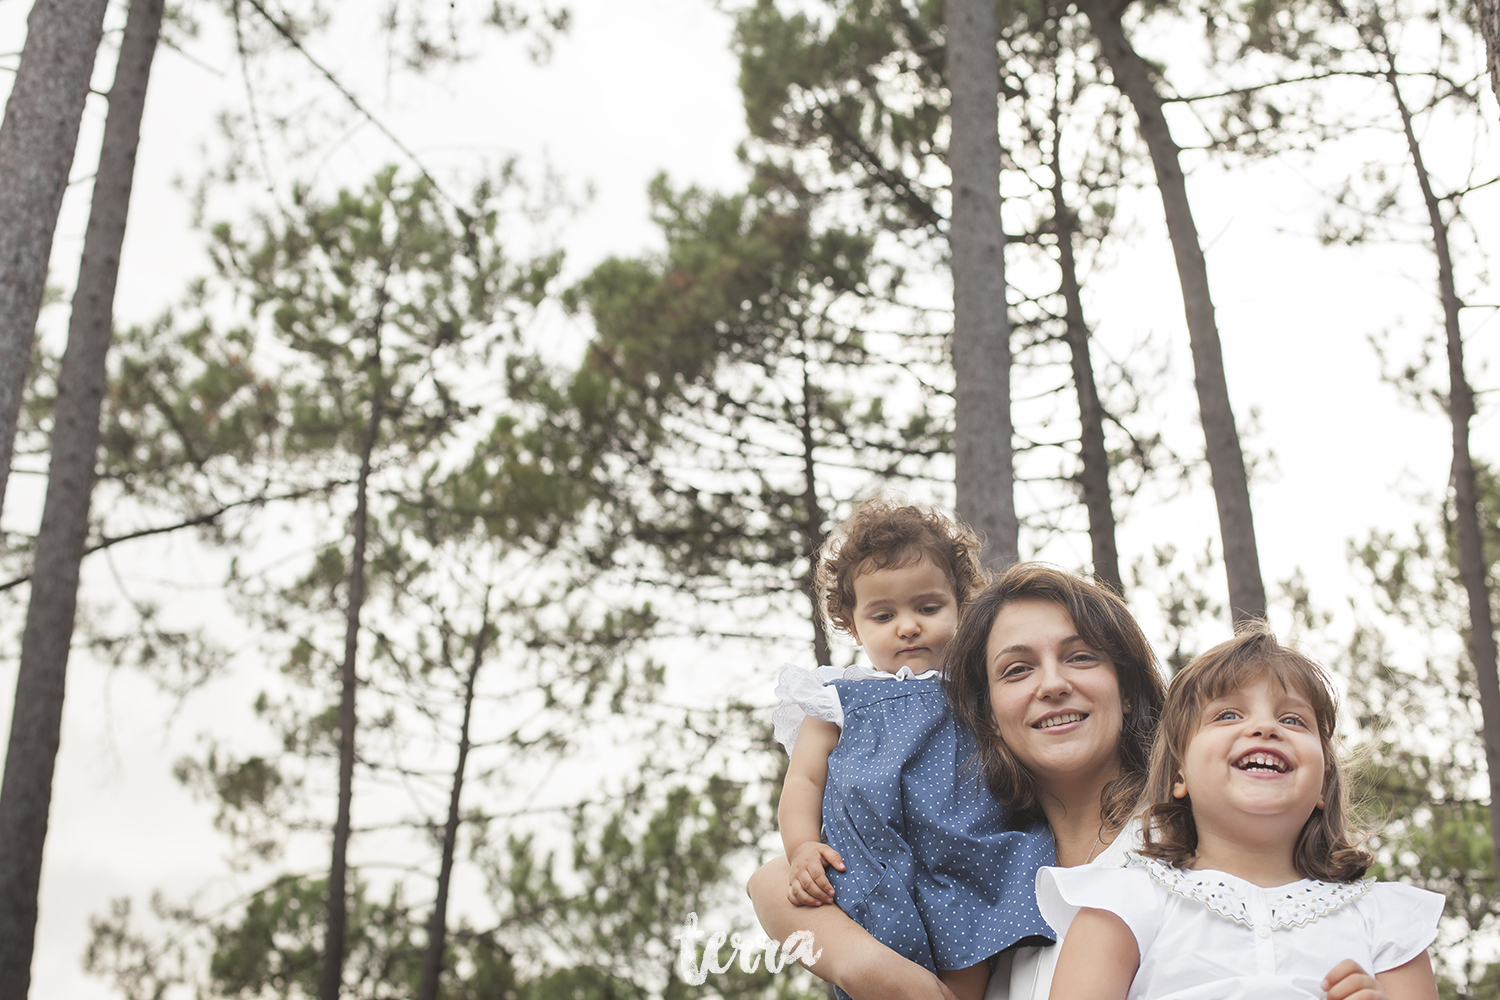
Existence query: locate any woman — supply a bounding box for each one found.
[748,564,1166,1000]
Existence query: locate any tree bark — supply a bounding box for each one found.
[1480,0,1500,110]
[947,0,1018,570]
[0,0,162,991]
[1076,0,1266,620]
[319,322,387,1000]
[799,358,832,666]
[417,613,491,1000]
[0,0,111,522]
[1048,94,1122,595]
[1376,30,1500,902]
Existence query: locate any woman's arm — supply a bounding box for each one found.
[780,718,845,905]
[1322,953,1438,1000]
[746,857,959,1000]
[1044,908,1137,1000]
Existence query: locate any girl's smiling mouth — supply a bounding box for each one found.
[1234,749,1290,773]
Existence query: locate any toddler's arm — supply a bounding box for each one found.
[1323,954,1438,1000]
[779,716,845,906]
[1045,907,1138,1000]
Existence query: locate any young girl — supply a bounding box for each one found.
[772,501,1055,1000]
[1040,626,1444,1000]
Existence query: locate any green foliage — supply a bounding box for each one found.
[1337,467,1500,994]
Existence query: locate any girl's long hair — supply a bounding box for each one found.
[944,563,1165,833]
[1138,624,1372,882]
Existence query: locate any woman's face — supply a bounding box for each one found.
[987,597,1124,797]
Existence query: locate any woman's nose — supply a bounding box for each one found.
[1036,662,1072,698]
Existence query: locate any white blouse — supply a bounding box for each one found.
[1036,853,1444,1000]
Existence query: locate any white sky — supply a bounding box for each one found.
[2,0,1498,996]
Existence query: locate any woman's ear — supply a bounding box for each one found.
[1172,775,1188,799]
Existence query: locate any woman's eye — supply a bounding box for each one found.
[998,663,1031,680]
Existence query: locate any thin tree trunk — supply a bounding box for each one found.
[947,0,1018,570]
[1048,89,1122,595]
[0,0,162,991]
[418,611,491,1000]
[1480,0,1500,109]
[799,357,831,666]
[0,0,111,522]
[1375,29,1500,896]
[1076,0,1266,620]
[319,320,387,1000]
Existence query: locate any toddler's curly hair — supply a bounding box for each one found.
[815,499,986,638]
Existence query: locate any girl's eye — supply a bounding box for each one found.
[872,612,893,622]
[920,604,943,615]
[1214,708,1242,722]
[1280,714,1308,728]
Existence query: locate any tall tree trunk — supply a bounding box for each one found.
[418,611,491,1000]
[1048,89,1122,595]
[0,0,162,991]
[1076,0,1266,621]
[1374,26,1500,899]
[1481,0,1500,109]
[319,323,387,1000]
[947,0,1018,570]
[0,0,111,521]
[799,357,831,666]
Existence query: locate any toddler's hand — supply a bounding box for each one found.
[1322,959,1388,1000]
[787,842,845,907]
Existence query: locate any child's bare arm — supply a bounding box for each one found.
[1046,907,1138,1000]
[779,717,845,906]
[1323,953,1438,1000]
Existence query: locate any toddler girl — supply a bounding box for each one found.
[1040,626,1444,1000]
[773,500,1055,1000]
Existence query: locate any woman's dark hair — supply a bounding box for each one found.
[944,563,1165,832]
[1138,623,1371,881]
[815,498,986,639]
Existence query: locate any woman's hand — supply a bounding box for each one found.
[788,841,846,906]
[748,856,958,1000]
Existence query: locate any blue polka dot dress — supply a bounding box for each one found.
[780,667,1056,984]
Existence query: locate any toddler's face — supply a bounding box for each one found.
[848,556,958,675]
[1173,675,1326,851]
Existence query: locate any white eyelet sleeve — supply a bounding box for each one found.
[771,664,846,754]
[1036,864,1163,962]
[1364,882,1445,972]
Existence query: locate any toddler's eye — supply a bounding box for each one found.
[1213,708,1242,722]
[1280,714,1308,727]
